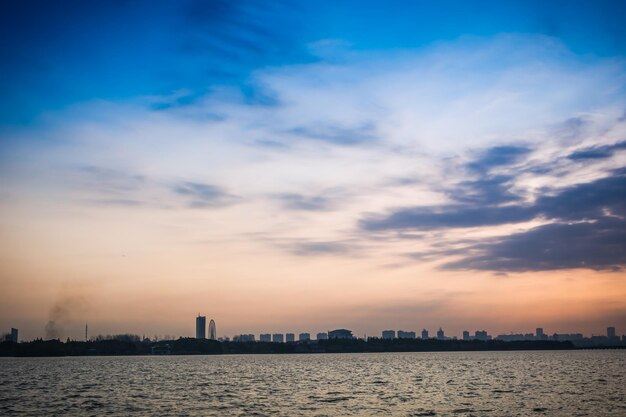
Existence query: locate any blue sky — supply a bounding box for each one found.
[1,1,626,339]
[2,0,626,125]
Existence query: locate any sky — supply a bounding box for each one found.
[1,0,626,341]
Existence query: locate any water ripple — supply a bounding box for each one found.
[0,351,624,416]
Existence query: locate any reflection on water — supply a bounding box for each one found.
[1,350,624,416]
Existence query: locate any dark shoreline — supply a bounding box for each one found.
[0,338,600,357]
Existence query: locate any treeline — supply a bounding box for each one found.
[0,337,575,357]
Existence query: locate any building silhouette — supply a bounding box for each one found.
[398,330,416,339]
[536,328,545,340]
[607,326,616,339]
[474,330,491,341]
[6,328,18,343]
[299,333,311,342]
[329,329,353,339]
[551,333,583,342]
[259,333,271,342]
[316,332,328,340]
[195,315,206,339]
[382,330,395,340]
[421,329,429,339]
[436,328,445,340]
[209,319,216,340]
[272,333,284,343]
[461,330,491,341]
[286,333,295,342]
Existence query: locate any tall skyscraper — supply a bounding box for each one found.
[462,330,470,341]
[10,328,18,343]
[536,328,544,339]
[195,315,206,339]
[421,329,429,339]
[436,328,445,340]
[209,319,216,340]
[607,326,616,338]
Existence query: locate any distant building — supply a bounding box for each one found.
[209,319,217,340]
[3,328,18,343]
[195,315,206,339]
[235,334,255,342]
[436,328,445,340]
[272,333,284,343]
[260,333,271,342]
[462,331,470,341]
[329,329,353,339]
[398,330,416,339]
[382,330,396,340]
[551,333,583,342]
[497,333,535,341]
[299,333,310,342]
[316,332,328,340]
[589,335,609,345]
[474,330,491,341]
[286,333,295,343]
[607,327,616,339]
[421,329,429,339]
[536,328,545,339]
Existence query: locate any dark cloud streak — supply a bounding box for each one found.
[466,145,531,173]
[443,218,626,272]
[360,139,626,272]
[567,140,626,160]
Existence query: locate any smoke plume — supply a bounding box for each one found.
[44,292,89,340]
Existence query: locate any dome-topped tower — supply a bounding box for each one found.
[209,319,216,340]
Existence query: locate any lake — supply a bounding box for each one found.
[1,350,624,416]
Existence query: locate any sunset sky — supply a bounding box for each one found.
[1,0,625,341]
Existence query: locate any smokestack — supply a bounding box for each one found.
[85,323,88,342]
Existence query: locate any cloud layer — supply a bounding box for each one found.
[2,34,626,280]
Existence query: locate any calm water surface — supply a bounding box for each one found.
[1,350,624,416]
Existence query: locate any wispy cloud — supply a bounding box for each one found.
[2,34,625,271]
[173,181,240,208]
[287,122,377,145]
[289,241,353,257]
[274,193,334,211]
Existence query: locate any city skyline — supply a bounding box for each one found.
[1,1,626,341]
[7,317,621,344]
[177,321,626,346]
